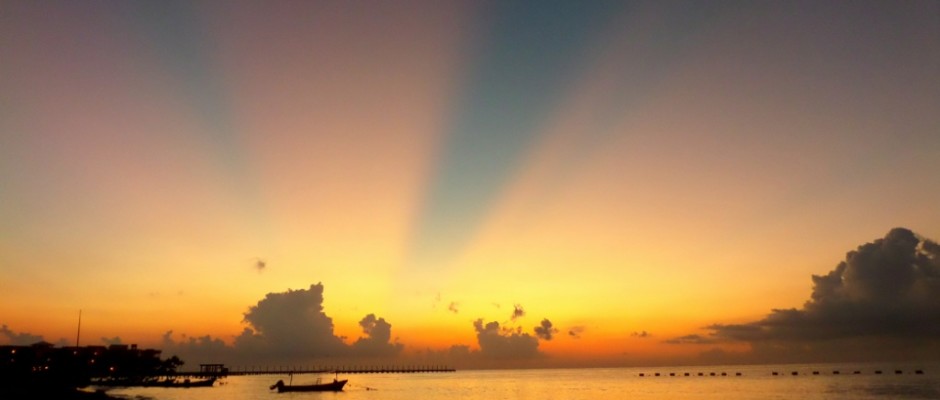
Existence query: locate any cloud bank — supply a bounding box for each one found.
[0,325,45,345]
[679,227,940,362]
[163,283,402,364]
[473,319,540,359]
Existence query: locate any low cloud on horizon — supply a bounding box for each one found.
[6,228,940,367]
[669,227,940,363]
[160,283,404,365]
[1,324,48,346]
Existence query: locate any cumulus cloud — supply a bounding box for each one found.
[511,304,525,321]
[473,319,540,359]
[413,317,560,368]
[352,314,404,357]
[695,228,940,361]
[0,325,45,345]
[534,319,558,341]
[239,283,347,358]
[160,283,408,365]
[568,326,586,339]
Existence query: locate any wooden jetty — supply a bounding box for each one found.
[214,365,455,376]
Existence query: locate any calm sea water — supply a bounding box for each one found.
[101,363,940,400]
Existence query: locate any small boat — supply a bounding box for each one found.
[270,378,347,392]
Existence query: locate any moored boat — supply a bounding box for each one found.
[270,378,347,392]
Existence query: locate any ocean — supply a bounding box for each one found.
[102,363,940,400]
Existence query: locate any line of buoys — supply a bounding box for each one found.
[638,371,742,377]
[640,369,926,378]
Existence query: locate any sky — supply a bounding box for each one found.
[1,0,939,368]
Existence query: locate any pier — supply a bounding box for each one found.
[182,365,456,377]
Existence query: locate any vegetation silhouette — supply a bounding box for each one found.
[1,341,188,399]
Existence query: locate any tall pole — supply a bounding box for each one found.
[76,309,82,347]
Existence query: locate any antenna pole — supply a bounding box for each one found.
[76,309,82,347]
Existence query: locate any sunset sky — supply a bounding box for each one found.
[2,1,939,368]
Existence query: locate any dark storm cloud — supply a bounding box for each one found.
[473,319,540,359]
[352,314,404,357]
[694,228,940,361]
[511,304,525,321]
[534,319,558,341]
[0,325,45,345]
